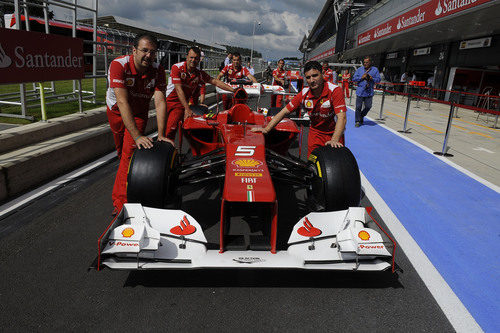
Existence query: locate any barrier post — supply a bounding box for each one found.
[453,91,460,118]
[398,94,412,133]
[426,93,432,111]
[77,79,83,113]
[394,85,397,101]
[434,103,455,157]
[415,86,420,108]
[38,82,47,122]
[376,87,385,121]
[493,113,499,129]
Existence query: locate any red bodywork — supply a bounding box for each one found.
[182,99,299,253]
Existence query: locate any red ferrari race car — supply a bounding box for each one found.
[262,69,304,114]
[96,82,395,272]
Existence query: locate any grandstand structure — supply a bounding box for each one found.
[300,0,500,105]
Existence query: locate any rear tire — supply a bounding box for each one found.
[309,146,361,211]
[127,141,178,208]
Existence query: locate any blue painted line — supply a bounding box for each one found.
[345,107,500,332]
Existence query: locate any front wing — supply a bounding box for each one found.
[97,204,394,271]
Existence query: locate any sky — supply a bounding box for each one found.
[54,0,326,60]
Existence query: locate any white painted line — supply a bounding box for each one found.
[473,147,494,154]
[0,151,116,219]
[360,171,483,333]
[347,107,500,194]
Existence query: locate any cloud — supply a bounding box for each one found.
[61,0,322,59]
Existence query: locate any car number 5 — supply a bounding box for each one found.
[235,146,256,156]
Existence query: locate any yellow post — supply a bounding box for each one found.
[38,82,47,121]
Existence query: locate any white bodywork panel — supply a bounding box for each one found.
[216,83,261,96]
[100,204,392,271]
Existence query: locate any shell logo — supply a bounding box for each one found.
[304,100,313,108]
[232,159,262,168]
[358,230,370,241]
[125,78,135,86]
[122,227,135,238]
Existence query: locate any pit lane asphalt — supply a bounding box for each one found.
[0,96,454,332]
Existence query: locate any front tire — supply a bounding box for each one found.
[309,146,361,211]
[127,141,178,208]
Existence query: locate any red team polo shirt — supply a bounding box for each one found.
[166,61,212,109]
[286,82,346,133]
[272,68,286,86]
[106,54,166,117]
[323,68,334,83]
[220,64,251,81]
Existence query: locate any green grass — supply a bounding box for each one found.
[0,78,108,124]
[0,72,174,124]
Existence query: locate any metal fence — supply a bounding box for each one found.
[0,0,267,121]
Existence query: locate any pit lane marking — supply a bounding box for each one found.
[386,111,443,133]
[359,171,483,333]
[440,115,500,131]
[362,109,499,194]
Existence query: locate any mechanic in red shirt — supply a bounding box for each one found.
[271,59,286,108]
[163,47,234,140]
[322,61,336,84]
[252,61,347,156]
[216,52,257,110]
[106,33,169,215]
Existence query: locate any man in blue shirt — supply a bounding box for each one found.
[352,56,381,127]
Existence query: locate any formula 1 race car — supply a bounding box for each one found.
[96,82,395,272]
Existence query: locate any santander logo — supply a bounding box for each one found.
[297,217,322,237]
[170,215,196,236]
[0,44,12,68]
[435,0,443,15]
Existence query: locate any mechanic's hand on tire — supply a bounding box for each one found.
[135,135,154,149]
[157,135,175,147]
[325,140,344,148]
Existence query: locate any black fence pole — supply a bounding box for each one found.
[398,93,412,133]
[376,86,385,121]
[434,103,455,157]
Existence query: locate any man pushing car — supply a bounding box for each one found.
[216,52,257,110]
[162,46,235,141]
[252,61,347,156]
[106,33,169,215]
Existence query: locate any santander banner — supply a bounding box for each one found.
[311,47,336,61]
[357,0,493,46]
[0,27,84,84]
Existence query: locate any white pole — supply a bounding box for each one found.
[250,20,256,64]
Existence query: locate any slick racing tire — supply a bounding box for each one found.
[127,141,178,208]
[309,146,361,211]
